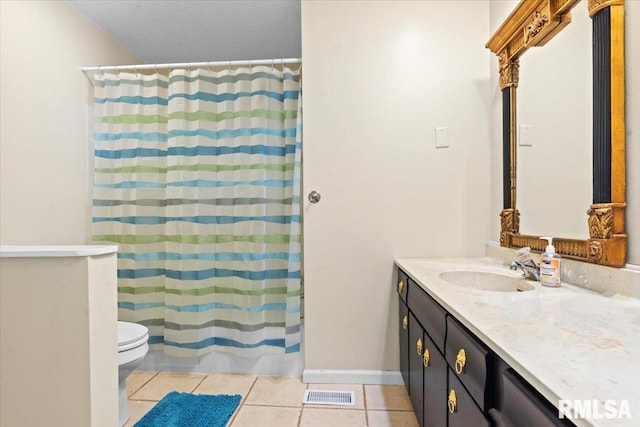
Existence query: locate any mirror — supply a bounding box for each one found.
[517,2,591,239]
[486,0,626,267]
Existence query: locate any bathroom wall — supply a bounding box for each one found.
[0,1,140,245]
[301,0,491,376]
[489,0,640,266]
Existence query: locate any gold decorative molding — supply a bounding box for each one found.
[525,11,550,44]
[588,0,624,17]
[588,203,626,238]
[586,236,627,265]
[589,240,604,262]
[510,234,588,258]
[500,209,520,234]
[488,0,627,267]
[588,205,614,239]
[499,56,520,89]
[486,0,578,62]
[588,0,604,12]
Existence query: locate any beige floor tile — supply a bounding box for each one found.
[230,404,301,427]
[244,376,307,407]
[126,371,158,397]
[123,400,157,427]
[364,385,413,411]
[367,410,419,427]
[129,372,207,401]
[300,408,367,427]
[304,383,365,410]
[193,373,257,401]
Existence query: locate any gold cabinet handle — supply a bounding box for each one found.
[402,315,408,330]
[423,347,430,367]
[448,389,457,413]
[455,348,466,374]
[416,338,423,356]
[397,280,405,295]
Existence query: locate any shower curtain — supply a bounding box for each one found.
[91,65,301,357]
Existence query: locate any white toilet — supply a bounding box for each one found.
[118,321,149,426]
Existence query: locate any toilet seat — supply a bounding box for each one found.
[118,321,149,352]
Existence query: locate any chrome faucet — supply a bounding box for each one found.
[510,261,540,281]
[510,247,540,281]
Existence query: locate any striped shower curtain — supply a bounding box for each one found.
[91,66,301,357]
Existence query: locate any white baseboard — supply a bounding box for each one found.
[139,349,303,377]
[302,369,404,385]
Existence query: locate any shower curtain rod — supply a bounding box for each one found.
[80,57,301,73]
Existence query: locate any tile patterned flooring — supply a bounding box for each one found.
[125,371,419,426]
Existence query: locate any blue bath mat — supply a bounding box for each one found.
[134,391,241,427]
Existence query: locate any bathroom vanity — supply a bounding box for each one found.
[0,246,119,427]
[396,257,640,427]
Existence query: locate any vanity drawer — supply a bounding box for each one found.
[489,369,575,427]
[396,269,409,303]
[407,279,447,353]
[445,316,493,411]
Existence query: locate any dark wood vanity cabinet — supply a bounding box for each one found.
[489,366,575,427]
[422,330,448,426]
[397,275,450,427]
[398,270,410,390]
[408,312,425,426]
[448,369,490,427]
[407,312,448,427]
[399,300,410,390]
[446,316,493,412]
[396,267,575,427]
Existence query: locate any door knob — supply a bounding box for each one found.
[308,191,321,203]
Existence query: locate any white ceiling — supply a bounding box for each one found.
[67,0,301,64]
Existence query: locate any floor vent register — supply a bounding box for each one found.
[303,390,355,406]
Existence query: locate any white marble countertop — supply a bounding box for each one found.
[395,257,640,427]
[0,245,118,258]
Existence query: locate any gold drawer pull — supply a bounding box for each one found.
[455,349,466,374]
[397,280,405,295]
[402,315,408,330]
[448,389,457,413]
[423,348,430,367]
[416,338,423,356]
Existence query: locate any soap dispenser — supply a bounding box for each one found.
[539,237,561,287]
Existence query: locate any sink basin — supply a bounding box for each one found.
[439,271,535,292]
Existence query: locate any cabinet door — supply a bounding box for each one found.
[408,312,424,427]
[422,332,447,427]
[399,301,410,392]
[448,369,490,427]
[446,316,492,411]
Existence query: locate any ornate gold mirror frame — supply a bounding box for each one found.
[486,0,626,267]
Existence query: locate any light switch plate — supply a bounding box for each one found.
[519,125,533,146]
[435,127,449,148]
